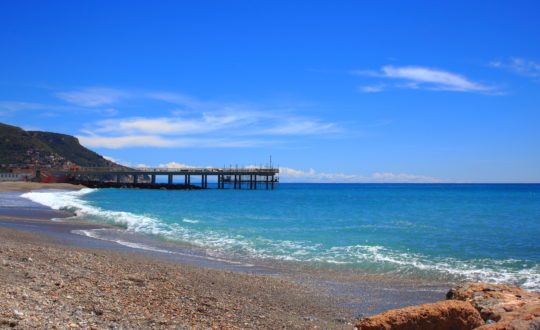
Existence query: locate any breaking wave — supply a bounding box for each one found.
[21,189,540,291]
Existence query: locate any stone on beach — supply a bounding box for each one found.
[447,283,540,330]
[356,283,540,330]
[355,300,484,330]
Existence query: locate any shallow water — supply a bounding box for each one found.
[20,183,540,291]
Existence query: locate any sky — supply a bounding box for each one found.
[1,1,539,183]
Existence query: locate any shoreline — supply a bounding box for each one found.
[0,182,453,327]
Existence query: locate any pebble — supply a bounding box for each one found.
[0,227,352,328]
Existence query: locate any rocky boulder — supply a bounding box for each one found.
[355,300,484,330]
[446,283,540,330]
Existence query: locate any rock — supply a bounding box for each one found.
[355,300,483,330]
[13,310,24,318]
[447,283,540,330]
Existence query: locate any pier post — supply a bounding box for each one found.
[168,174,173,185]
[249,175,253,190]
[234,175,237,189]
[151,174,156,184]
[238,175,242,189]
[254,175,257,190]
[218,175,221,189]
[184,175,188,186]
[117,175,121,184]
[271,175,274,190]
[133,175,138,184]
[266,175,269,190]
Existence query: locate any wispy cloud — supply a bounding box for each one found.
[146,92,205,108]
[77,134,269,149]
[279,166,441,183]
[0,101,70,112]
[75,95,339,148]
[359,84,386,93]
[56,88,130,107]
[490,57,540,77]
[355,65,493,92]
[1,87,340,149]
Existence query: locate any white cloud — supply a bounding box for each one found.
[158,162,195,169]
[93,112,257,135]
[355,65,492,92]
[56,88,129,107]
[278,167,441,183]
[77,134,268,149]
[490,57,540,77]
[262,120,336,135]
[146,92,205,108]
[78,107,338,148]
[360,85,385,93]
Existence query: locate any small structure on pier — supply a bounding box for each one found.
[50,167,279,190]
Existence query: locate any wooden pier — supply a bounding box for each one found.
[50,167,279,190]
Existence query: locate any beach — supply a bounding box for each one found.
[0,182,354,328]
[0,182,462,328]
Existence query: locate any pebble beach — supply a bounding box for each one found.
[0,182,353,328]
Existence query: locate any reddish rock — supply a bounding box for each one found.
[355,300,484,330]
[447,283,540,330]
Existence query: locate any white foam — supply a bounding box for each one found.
[182,218,200,224]
[20,189,540,292]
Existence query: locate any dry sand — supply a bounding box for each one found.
[0,182,85,192]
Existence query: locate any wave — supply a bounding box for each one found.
[21,189,540,292]
[182,218,200,224]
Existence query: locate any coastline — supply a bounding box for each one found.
[0,182,452,327]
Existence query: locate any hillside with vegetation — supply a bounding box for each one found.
[0,122,120,169]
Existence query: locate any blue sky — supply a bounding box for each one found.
[1,1,539,182]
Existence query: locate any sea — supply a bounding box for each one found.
[20,183,540,292]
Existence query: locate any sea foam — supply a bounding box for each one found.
[20,187,540,292]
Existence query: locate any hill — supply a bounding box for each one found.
[0,122,120,169]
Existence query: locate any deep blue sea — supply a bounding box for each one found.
[22,184,540,291]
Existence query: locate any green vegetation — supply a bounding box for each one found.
[0,122,118,168]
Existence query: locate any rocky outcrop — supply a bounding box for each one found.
[356,283,540,330]
[447,283,540,330]
[355,300,484,330]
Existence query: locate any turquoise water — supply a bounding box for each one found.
[23,184,540,290]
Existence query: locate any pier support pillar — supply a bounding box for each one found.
[234,175,237,189]
[202,175,207,189]
[168,174,173,185]
[254,175,257,190]
[238,175,242,189]
[271,175,275,190]
[266,176,269,190]
[133,175,138,184]
[117,175,121,184]
[151,174,156,184]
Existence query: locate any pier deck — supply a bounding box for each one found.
[50,167,279,190]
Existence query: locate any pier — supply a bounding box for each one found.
[50,167,279,190]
